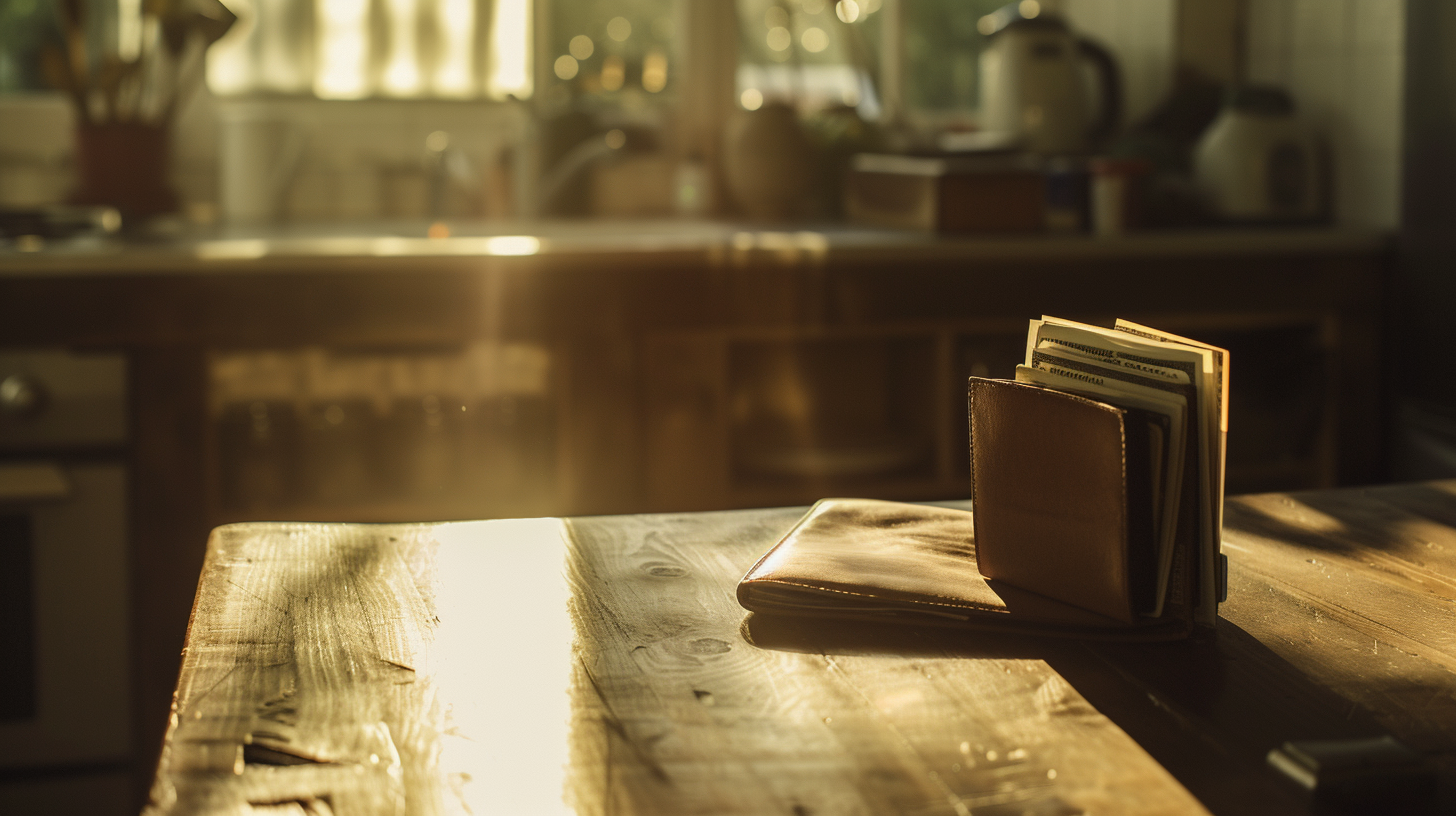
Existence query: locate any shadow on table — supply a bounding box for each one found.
[1226,481,1456,557]
[741,611,1062,661]
[742,612,1427,816]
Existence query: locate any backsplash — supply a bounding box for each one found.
[0,91,528,223]
[207,97,529,223]
[0,96,73,209]
[1245,0,1405,228]
[1059,0,1177,129]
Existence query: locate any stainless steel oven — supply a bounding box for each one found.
[0,350,131,814]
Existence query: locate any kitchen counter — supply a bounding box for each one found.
[0,222,1393,352]
[0,221,1392,277]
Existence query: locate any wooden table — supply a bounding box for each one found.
[143,481,1456,815]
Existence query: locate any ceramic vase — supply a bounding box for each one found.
[722,102,813,221]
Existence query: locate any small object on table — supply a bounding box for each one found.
[1267,736,1437,814]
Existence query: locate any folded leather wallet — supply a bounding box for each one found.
[737,377,1212,639]
[737,498,1191,639]
[969,377,1172,626]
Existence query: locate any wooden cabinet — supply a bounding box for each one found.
[630,232,1387,511]
[2,228,1379,527]
[641,312,1363,512]
[207,343,562,522]
[645,327,953,510]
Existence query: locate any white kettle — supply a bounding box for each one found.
[978,9,1121,154]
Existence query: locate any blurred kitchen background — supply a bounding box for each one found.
[0,0,1403,226]
[4,0,1456,813]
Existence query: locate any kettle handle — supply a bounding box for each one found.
[1076,37,1122,149]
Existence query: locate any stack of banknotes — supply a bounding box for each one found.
[1015,316,1229,625]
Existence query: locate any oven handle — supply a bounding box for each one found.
[0,462,71,503]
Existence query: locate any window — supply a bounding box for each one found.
[901,0,1011,113]
[0,0,62,93]
[736,0,882,115]
[541,0,675,109]
[205,0,532,99]
[4,0,1030,119]
[733,0,1015,123]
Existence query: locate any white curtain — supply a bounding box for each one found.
[206,0,532,100]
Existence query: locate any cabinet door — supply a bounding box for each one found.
[644,330,947,511]
[210,343,561,521]
[643,333,730,511]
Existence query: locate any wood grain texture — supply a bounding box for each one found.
[147,481,1456,814]
[146,522,443,815]
[565,509,1204,815]
[1221,483,1456,761]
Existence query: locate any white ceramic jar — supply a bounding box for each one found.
[1194,87,1324,222]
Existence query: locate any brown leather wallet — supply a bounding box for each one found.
[969,377,1160,625]
[736,498,1191,639]
[736,377,1212,639]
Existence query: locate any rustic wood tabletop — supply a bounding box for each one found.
[144,481,1456,815]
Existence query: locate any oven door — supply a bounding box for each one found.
[0,461,130,770]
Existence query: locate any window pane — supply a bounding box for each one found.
[903,0,1006,112]
[0,1,64,93]
[735,0,882,115]
[543,0,674,108]
[204,0,531,100]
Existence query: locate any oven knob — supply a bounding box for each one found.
[0,374,47,419]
